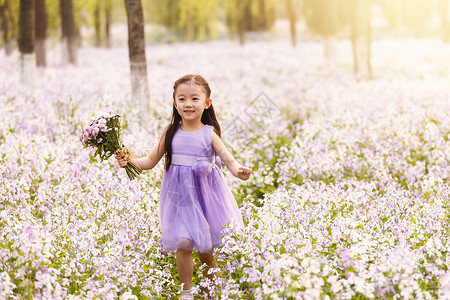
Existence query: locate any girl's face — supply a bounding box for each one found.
[173,83,211,123]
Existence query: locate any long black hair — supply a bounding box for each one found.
[164,74,221,171]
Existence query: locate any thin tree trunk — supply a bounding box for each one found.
[243,2,252,31]
[237,0,246,45]
[237,18,245,45]
[60,0,77,64]
[94,1,101,46]
[350,0,371,78]
[186,9,194,42]
[35,0,47,66]
[19,0,35,87]
[124,0,150,121]
[258,0,266,29]
[286,0,296,46]
[105,0,111,47]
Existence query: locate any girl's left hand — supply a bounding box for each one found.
[237,166,252,180]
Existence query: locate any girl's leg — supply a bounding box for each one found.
[176,249,193,290]
[198,251,219,298]
[198,251,219,280]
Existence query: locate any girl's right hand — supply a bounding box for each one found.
[115,154,128,168]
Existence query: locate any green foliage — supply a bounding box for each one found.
[145,0,219,42]
[45,0,61,36]
[74,0,124,40]
[0,0,19,42]
[224,0,276,37]
[1,0,124,41]
[178,0,219,41]
[144,0,276,42]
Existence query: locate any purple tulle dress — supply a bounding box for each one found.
[159,124,244,253]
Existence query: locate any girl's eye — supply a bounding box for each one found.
[179,98,184,101]
[193,98,199,101]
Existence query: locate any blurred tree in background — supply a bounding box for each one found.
[349,0,372,77]
[2,0,449,50]
[3,0,448,119]
[1,0,449,61]
[60,0,77,64]
[224,0,276,44]
[285,0,298,46]
[94,0,112,47]
[82,0,119,47]
[19,0,35,86]
[303,0,342,36]
[145,0,220,42]
[35,0,46,66]
[124,0,149,121]
[303,0,341,62]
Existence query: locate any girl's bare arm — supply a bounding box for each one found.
[212,131,252,180]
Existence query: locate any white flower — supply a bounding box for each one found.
[120,292,138,300]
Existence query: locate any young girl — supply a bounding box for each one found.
[115,74,252,299]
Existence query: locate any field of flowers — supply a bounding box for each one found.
[0,37,449,299]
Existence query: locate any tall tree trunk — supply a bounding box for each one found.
[350,0,372,78]
[243,2,252,31]
[94,0,101,46]
[1,0,14,55]
[237,0,246,45]
[35,0,47,66]
[258,0,267,29]
[186,9,194,42]
[105,0,111,47]
[441,0,450,43]
[286,0,296,46]
[19,0,35,87]
[349,1,358,74]
[124,0,150,121]
[60,0,77,64]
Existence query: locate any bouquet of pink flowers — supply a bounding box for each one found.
[80,112,142,180]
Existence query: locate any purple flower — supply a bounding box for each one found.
[91,127,99,138]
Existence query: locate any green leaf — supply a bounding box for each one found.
[331,211,338,219]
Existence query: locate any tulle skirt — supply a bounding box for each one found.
[159,164,243,253]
